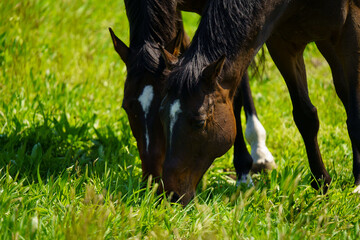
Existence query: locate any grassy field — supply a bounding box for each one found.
[1,0,360,239]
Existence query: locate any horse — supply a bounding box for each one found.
[110,0,276,182]
[160,0,360,205]
[109,0,188,180]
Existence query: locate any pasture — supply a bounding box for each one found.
[1,0,359,239]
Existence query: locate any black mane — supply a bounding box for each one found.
[125,0,180,47]
[124,0,181,76]
[167,0,266,95]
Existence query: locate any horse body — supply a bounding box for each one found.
[111,0,275,181]
[161,0,360,204]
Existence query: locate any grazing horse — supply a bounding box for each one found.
[110,0,275,181]
[160,0,360,205]
[109,0,187,180]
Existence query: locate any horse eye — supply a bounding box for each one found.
[192,118,206,129]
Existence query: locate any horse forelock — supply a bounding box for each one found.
[165,55,207,97]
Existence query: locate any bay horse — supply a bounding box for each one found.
[110,0,275,182]
[160,0,360,205]
[109,0,187,180]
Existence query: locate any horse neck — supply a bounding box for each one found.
[185,0,291,77]
[124,0,181,48]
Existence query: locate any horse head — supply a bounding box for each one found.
[159,54,237,205]
[109,28,186,180]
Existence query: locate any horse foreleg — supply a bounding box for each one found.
[267,35,331,193]
[241,71,276,172]
[233,79,254,186]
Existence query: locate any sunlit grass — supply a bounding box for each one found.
[1,0,360,239]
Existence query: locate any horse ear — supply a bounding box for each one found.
[202,55,226,88]
[159,45,178,69]
[165,30,186,57]
[109,28,129,64]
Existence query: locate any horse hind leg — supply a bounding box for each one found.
[316,39,360,193]
[318,5,360,191]
[267,35,331,192]
[241,71,277,172]
[341,6,360,190]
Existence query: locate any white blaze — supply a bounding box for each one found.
[138,85,154,151]
[245,113,275,165]
[169,99,182,149]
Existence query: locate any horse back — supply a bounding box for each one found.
[274,0,355,44]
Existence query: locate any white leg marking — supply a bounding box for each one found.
[138,85,154,151]
[169,99,182,149]
[245,114,275,165]
[236,174,254,187]
[353,185,360,194]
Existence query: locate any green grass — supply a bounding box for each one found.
[1,0,360,239]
